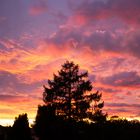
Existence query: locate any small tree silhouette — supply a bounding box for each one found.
[34,105,56,140]
[43,61,106,121]
[12,113,32,140]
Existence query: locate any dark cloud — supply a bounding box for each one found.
[46,25,140,59]
[106,103,140,108]
[45,26,121,53]
[89,74,96,82]
[124,31,140,58]
[0,0,28,38]
[113,108,130,113]
[86,29,140,58]
[82,31,122,53]
[0,71,44,95]
[0,94,24,101]
[73,0,140,25]
[46,27,83,46]
[100,71,140,88]
[95,87,121,93]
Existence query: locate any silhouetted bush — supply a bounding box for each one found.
[33,105,57,140]
[11,113,32,140]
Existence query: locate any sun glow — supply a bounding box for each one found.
[0,119,34,127]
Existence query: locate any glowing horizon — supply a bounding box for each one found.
[0,118,34,127]
[1,116,140,127]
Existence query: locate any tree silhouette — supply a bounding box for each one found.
[33,105,56,140]
[88,91,107,122]
[32,61,140,140]
[43,61,105,121]
[12,113,32,140]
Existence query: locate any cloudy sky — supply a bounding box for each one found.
[0,0,140,123]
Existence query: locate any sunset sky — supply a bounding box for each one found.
[0,0,140,126]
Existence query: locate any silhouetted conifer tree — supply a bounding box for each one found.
[43,61,106,121]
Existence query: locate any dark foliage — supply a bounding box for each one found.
[34,110,140,140]
[1,118,140,140]
[33,105,57,140]
[11,113,32,140]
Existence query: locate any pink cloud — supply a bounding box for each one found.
[100,71,140,89]
[29,5,48,15]
[29,0,48,15]
[0,17,6,23]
